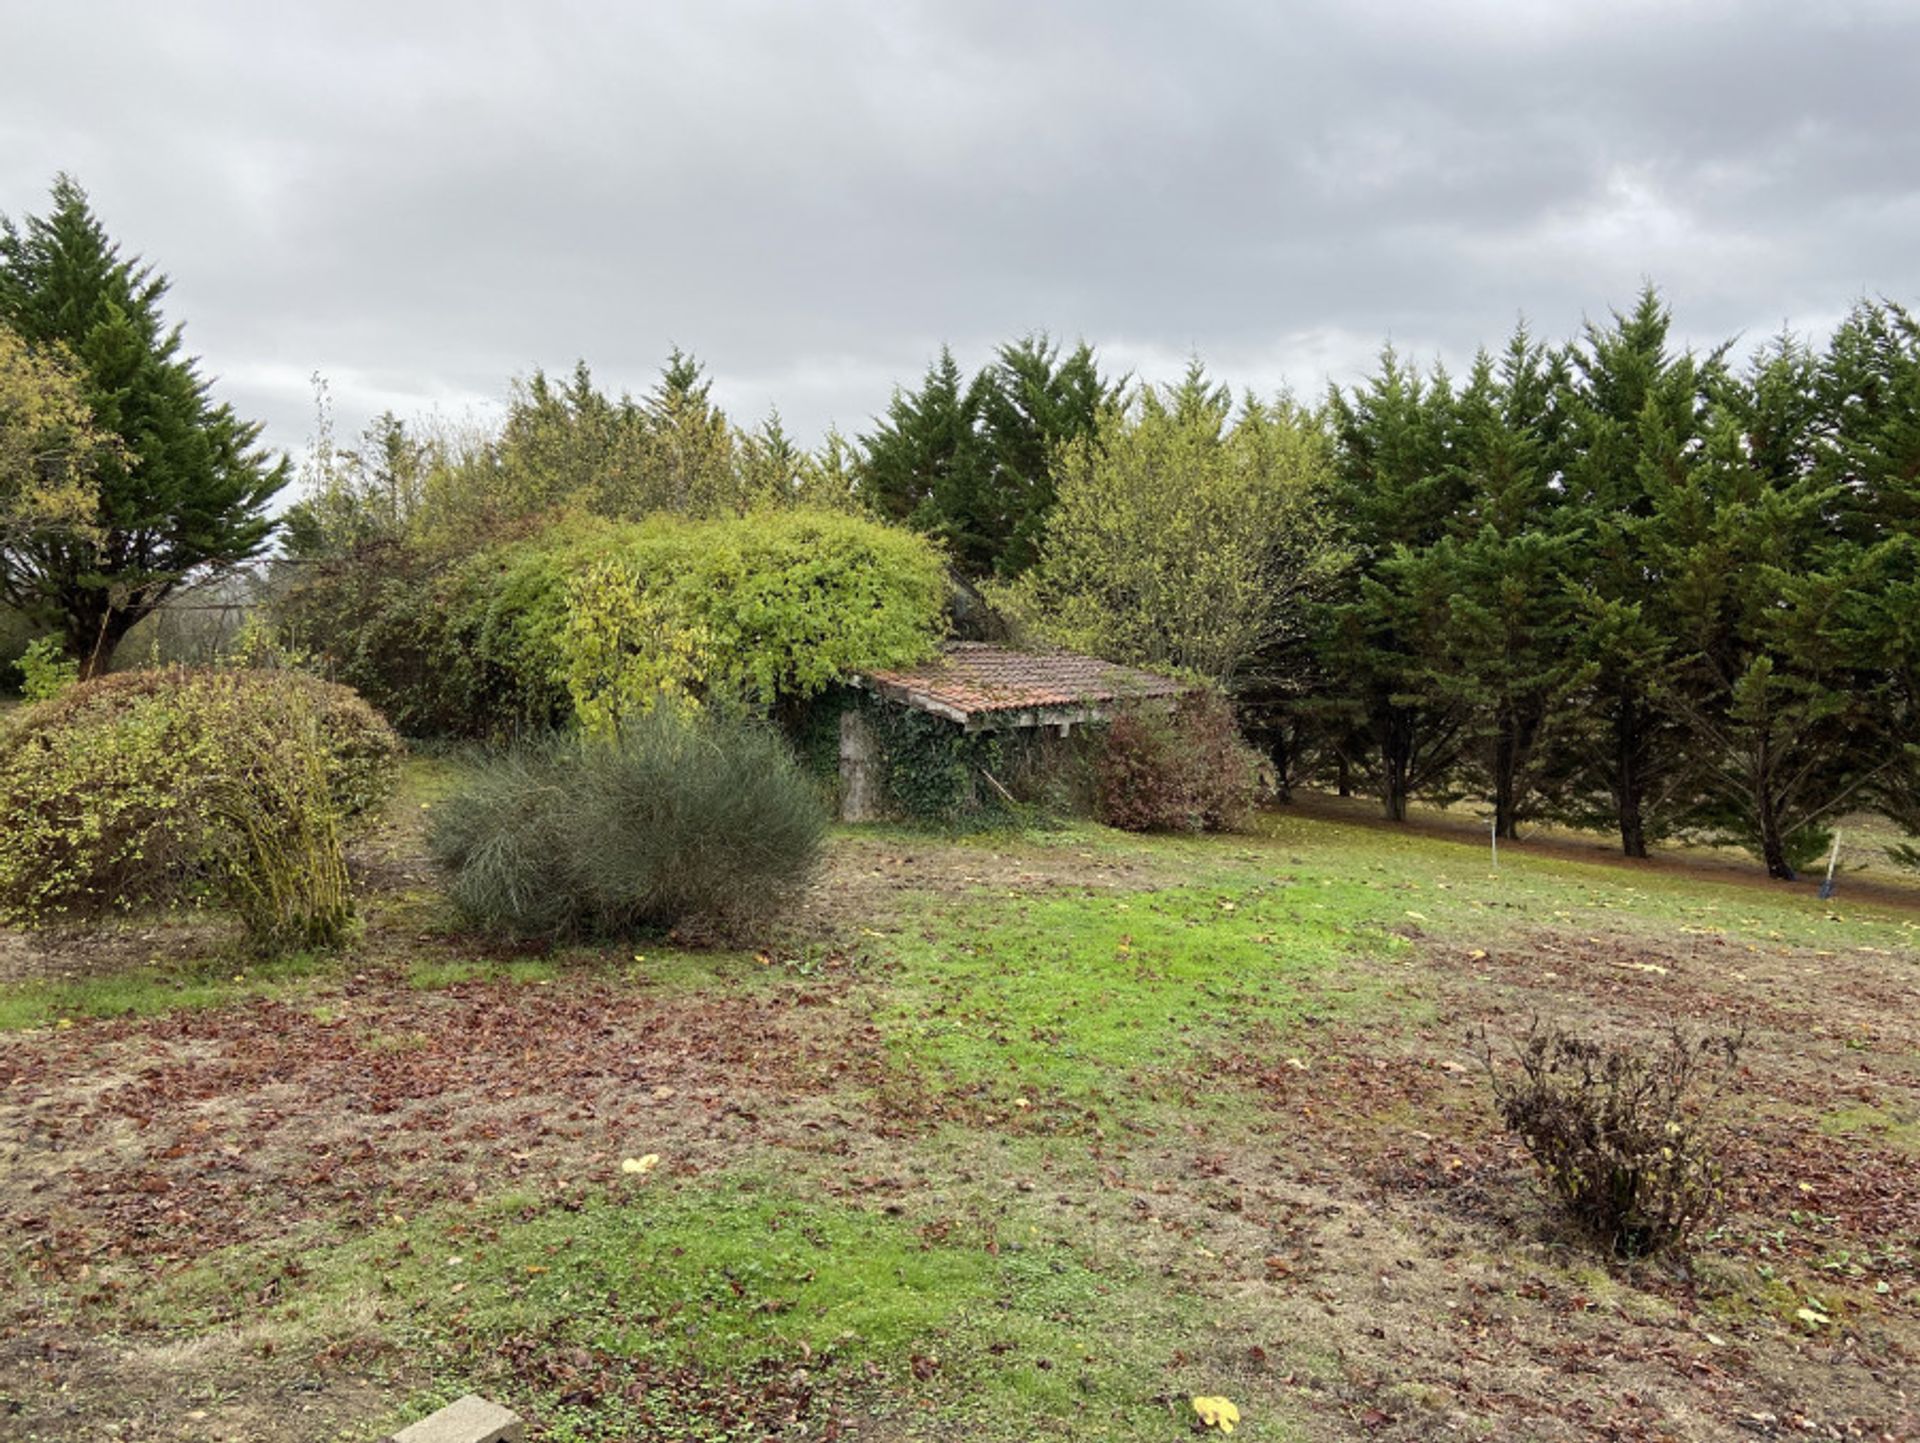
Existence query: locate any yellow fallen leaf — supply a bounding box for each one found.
[622,1154,661,1176]
[1192,1396,1241,1434]
[1795,1306,1830,1327]
[1405,910,1427,922]
[1467,949,1487,961]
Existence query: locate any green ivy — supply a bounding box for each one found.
[858,699,1003,825]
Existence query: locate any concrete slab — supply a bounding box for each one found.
[385,1393,524,1443]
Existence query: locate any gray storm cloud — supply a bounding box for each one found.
[4,0,1916,462]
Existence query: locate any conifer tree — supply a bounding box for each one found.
[1323,351,1475,820]
[644,348,739,515]
[1369,329,1586,836]
[1554,288,1718,855]
[971,334,1115,577]
[0,175,286,673]
[1404,329,1585,838]
[857,346,992,570]
[1653,338,1876,877]
[736,410,807,506]
[1812,301,1920,859]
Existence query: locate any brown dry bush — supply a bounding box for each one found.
[1094,690,1267,833]
[1476,1019,1745,1259]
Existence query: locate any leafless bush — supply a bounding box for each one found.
[1475,1019,1744,1259]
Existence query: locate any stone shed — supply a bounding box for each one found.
[836,642,1186,821]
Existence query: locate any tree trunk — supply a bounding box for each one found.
[65,596,144,679]
[1381,711,1411,822]
[1614,691,1649,858]
[1755,752,1797,881]
[1267,730,1293,805]
[1758,811,1796,881]
[1493,724,1519,841]
[1336,752,1352,798]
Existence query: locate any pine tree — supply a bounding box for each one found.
[1323,351,1475,820]
[1554,288,1718,855]
[971,334,1115,577]
[0,175,286,673]
[857,346,991,570]
[1402,329,1586,838]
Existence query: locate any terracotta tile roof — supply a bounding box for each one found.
[860,643,1185,724]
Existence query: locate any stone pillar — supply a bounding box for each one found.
[839,707,881,822]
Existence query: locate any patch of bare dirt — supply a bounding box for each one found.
[0,1328,400,1443]
[0,976,890,1274]
[1192,921,1920,1441]
[790,832,1171,942]
[0,916,232,987]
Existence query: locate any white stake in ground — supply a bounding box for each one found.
[1818,831,1842,901]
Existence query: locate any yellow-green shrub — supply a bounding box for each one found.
[276,508,947,739]
[554,509,946,730]
[0,668,401,951]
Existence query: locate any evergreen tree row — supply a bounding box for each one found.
[1313,288,1920,876]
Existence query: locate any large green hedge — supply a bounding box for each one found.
[275,508,947,739]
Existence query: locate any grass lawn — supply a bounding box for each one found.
[2,765,1917,1441]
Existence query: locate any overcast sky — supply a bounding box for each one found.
[4,0,1917,472]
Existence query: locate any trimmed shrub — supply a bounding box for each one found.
[0,668,402,951]
[1095,690,1266,832]
[1477,1021,1744,1259]
[429,708,828,942]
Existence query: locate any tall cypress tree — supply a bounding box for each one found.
[1814,301,1920,858]
[1554,288,1717,855]
[1653,338,1876,877]
[857,346,992,572]
[0,175,285,673]
[1323,351,1475,820]
[1391,328,1586,838]
[972,334,1115,578]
